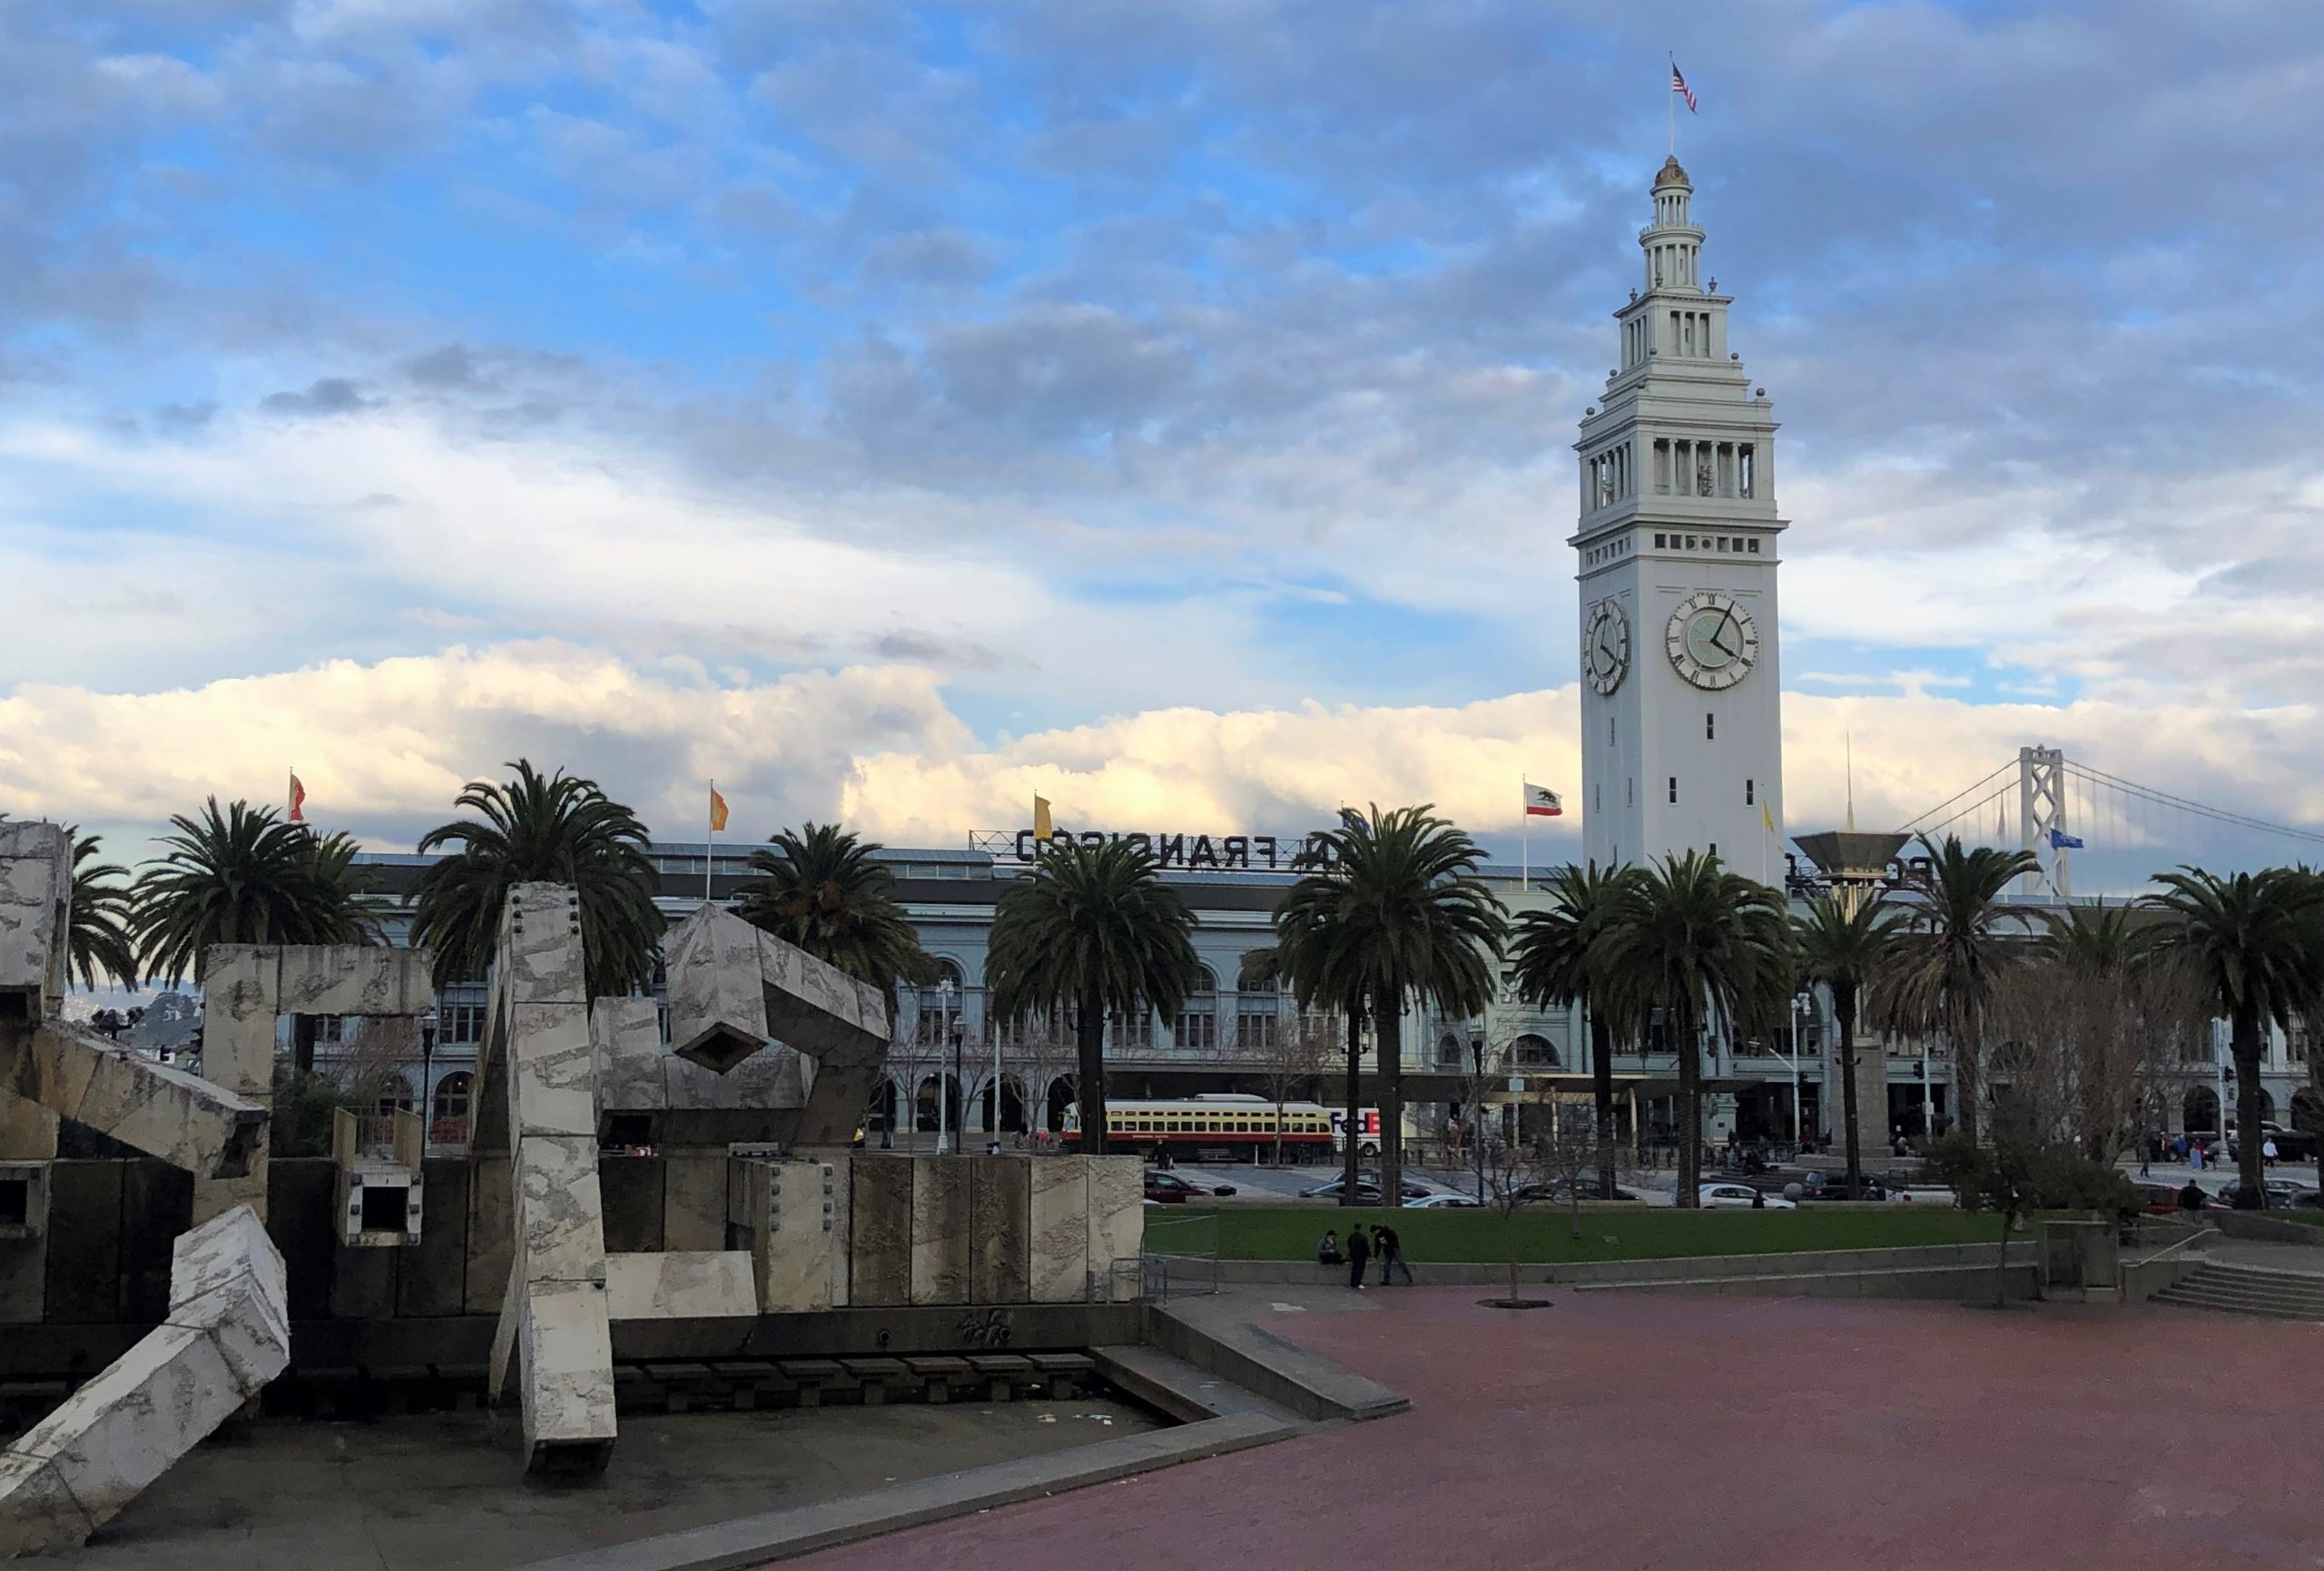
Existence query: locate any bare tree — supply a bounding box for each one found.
[1005,1006,1077,1145]
[1253,1004,1336,1166]
[1476,1117,1556,1310]
[1533,1092,1616,1242]
[1989,944,2208,1164]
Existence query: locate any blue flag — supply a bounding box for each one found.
[2048,828,2085,849]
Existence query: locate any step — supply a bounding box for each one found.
[2159,1284,2324,1311]
[2152,1292,2324,1322]
[2178,1272,2324,1305]
[2195,1262,2324,1288]
[2154,1284,2324,1315]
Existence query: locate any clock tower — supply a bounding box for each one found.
[1572,156,1785,873]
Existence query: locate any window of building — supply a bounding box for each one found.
[1748,538,1760,553]
[1706,712,1715,741]
[1175,967,1219,1053]
[1709,842,1718,858]
[1746,779,1755,805]
[1738,445,1756,497]
[1236,978,1285,1052]
[438,997,487,1045]
[1669,776,1679,803]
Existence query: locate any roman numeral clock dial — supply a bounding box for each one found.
[1665,591,1758,691]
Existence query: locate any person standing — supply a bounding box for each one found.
[2264,1136,2280,1168]
[1344,1222,1371,1291]
[1374,1223,1414,1285]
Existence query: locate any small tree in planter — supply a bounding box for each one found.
[1477,1115,1557,1310]
[1925,1077,2138,1308]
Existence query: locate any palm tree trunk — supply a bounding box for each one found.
[2234,1006,2266,1208]
[1342,1005,1363,1205]
[1953,1004,1981,1146]
[1376,996,1403,1206]
[1838,984,1863,1201]
[1590,1008,1617,1200]
[1077,992,1108,1157]
[1675,1002,1700,1208]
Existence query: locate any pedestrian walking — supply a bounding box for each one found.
[1344,1222,1371,1290]
[2264,1136,2280,1167]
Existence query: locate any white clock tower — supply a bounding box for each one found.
[1572,156,1785,873]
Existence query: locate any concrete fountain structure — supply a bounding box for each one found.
[0,820,1147,1551]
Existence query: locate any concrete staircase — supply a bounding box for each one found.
[2152,1261,2324,1321]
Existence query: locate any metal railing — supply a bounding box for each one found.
[1141,1211,1221,1300]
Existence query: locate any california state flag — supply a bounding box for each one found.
[1523,781,1562,817]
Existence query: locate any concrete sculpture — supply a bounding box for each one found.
[0,1204,290,1556]
[483,883,621,1475]
[663,904,888,1146]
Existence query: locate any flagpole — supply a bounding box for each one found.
[1668,54,1676,156]
[705,779,715,904]
[1521,775,1529,893]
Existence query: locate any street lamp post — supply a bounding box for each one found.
[936,977,955,1154]
[1782,991,1810,1147]
[1469,1028,1487,1203]
[951,1021,966,1157]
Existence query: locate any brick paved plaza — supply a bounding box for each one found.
[793,1288,2324,1571]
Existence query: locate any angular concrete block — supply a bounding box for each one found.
[661,1153,728,1252]
[516,1134,609,1286]
[274,945,431,1018]
[464,1154,515,1313]
[970,1155,1031,1304]
[0,822,70,1023]
[849,1156,912,1307]
[503,883,586,1006]
[1087,1156,1144,1303]
[590,998,666,1113]
[509,1003,596,1139]
[5,1025,264,1177]
[517,1279,616,1470]
[663,905,771,1073]
[0,1091,57,1161]
[0,1203,289,1554]
[910,1157,972,1306]
[1029,1156,1090,1303]
[194,948,280,1099]
[606,1250,756,1321]
[747,1157,849,1314]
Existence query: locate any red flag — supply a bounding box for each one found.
[288,771,308,823]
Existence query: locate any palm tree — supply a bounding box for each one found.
[132,800,377,1071]
[1510,861,1635,1197]
[735,822,937,1004]
[986,838,1200,1155]
[132,799,376,984]
[65,829,139,993]
[2034,900,2161,974]
[2143,866,2324,1207]
[1794,893,1902,1199]
[1594,851,1790,1206]
[1256,891,1378,1203]
[1876,834,2039,1144]
[1272,805,1505,1203]
[408,760,663,1002]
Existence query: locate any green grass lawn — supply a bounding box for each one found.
[1152,1203,2001,1263]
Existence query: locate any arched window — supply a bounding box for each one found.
[1175,967,1218,1053]
[2183,1085,2220,1134]
[1512,1034,1560,1068]
[917,958,967,1047]
[1436,1033,1464,1067]
[432,1071,472,1126]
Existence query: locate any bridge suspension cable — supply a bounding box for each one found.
[2062,760,2324,850]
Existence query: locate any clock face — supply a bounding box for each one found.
[1582,598,1631,695]
[1665,591,1759,690]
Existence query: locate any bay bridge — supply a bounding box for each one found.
[1887,745,2324,901]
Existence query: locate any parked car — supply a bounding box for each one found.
[1143,1170,1237,1203]
[2230,1123,2320,1162]
[1513,1179,1643,1203]
[1699,1182,1795,1210]
[2214,1178,2316,1210]
[1300,1173,1432,1203]
[1798,1171,1889,1202]
[1404,1193,1482,1209]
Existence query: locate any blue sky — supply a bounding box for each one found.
[4,0,2324,891]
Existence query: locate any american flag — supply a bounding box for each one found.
[1670,61,1698,113]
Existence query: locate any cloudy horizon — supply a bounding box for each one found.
[5,0,2323,895]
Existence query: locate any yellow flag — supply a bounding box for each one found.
[1761,798,1775,835]
[1032,794,1052,840]
[709,787,730,833]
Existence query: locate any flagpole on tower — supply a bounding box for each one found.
[1668,54,1676,156]
[1521,774,1530,893]
[705,779,717,903]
